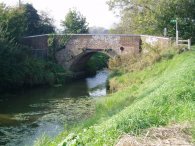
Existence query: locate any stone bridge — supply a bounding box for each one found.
[23,34,170,71]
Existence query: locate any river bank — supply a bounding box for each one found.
[35,48,195,145]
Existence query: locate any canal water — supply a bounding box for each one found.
[0,70,109,146]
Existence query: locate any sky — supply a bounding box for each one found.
[0,0,120,29]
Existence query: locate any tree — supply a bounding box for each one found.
[107,0,195,41]
[23,4,40,35]
[0,3,26,41]
[62,9,88,34]
[23,4,55,36]
[39,11,55,34]
[0,3,55,41]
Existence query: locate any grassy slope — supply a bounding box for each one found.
[35,49,195,146]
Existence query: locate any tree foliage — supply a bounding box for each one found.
[0,3,55,41]
[0,4,25,41]
[62,9,89,34]
[107,0,195,41]
[23,4,55,36]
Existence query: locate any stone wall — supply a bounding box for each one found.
[141,35,170,48]
[23,35,48,50]
[23,35,49,59]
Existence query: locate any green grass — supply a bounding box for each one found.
[34,49,195,146]
[192,45,195,51]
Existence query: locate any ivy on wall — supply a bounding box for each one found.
[47,34,72,62]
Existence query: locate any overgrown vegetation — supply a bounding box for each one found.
[0,31,72,92]
[47,34,72,62]
[109,43,177,74]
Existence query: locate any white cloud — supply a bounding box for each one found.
[0,0,119,29]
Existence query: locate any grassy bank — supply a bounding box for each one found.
[35,48,195,146]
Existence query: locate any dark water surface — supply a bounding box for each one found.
[0,70,108,146]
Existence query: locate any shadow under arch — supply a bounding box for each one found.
[70,49,117,72]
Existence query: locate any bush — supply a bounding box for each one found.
[0,46,73,92]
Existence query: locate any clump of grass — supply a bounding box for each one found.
[115,123,193,146]
[34,134,51,146]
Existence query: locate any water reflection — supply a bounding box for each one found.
[0,69,108,146]
[87,70,108,97]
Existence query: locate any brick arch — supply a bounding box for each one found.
[70,49,116,72]
[55,34,141,70]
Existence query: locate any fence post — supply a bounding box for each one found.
[188,39,191,50]
[176,30,179,45]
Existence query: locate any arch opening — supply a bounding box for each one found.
[70,51,110,74]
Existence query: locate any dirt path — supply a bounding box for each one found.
[115,123,194,146]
